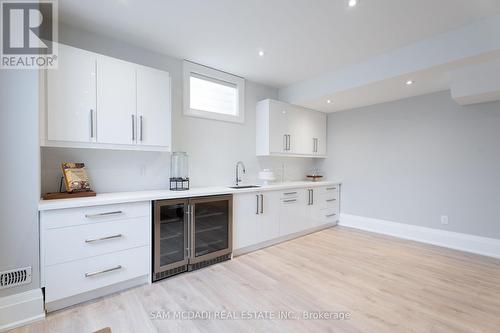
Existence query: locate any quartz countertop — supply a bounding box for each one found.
[38,180,341,211]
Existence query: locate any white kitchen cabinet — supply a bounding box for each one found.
[40,202,151,311]
[233,184,340,254]
[279,190,308,236]
[136,66,171,148]
[257,191,281,242]
[233,191,281,250]
[42,43,171,151]
[233,193,259,249]
[97,56,137,145]
[46,44,97,143]
[256,99,327,157]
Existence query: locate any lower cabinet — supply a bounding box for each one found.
[233,191,281,249]
[40,202,151,311]
[234,185,340,252]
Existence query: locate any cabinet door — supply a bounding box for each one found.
[97,56,137,145]
[233,193,258,249]
[257,191,281,242]
[288,106,310,155]
[312,112,327,156]
[308,188,326,227]
[279,190,308,236]
[137,66,171,148]
[47,44,97,143]
[269,100,292,154]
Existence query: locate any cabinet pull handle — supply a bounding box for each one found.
[326,187,337,191]
[85,265,122,278]
[326,213,337,218]
[256,195,260,214]
[139,115,143,141]
[283,191,297,195]
[311,189,314,205]
[131,114,135,141]
[307,189,311,205]
[283,199,297,203]
[85,234,123,243]
[85,211,123,218]
[90,109,94,138]
[287,135,291,151]
[260,194,264,214]
[327,198,337,202]
[283,134,287,151]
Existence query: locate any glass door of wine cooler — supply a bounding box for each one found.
[153,199,189,281]
[189,195,233,265]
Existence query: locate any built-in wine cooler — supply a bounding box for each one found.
[153,195,233,282]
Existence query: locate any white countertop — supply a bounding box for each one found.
[38,181,341,211]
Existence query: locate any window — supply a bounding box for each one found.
[183,61,245,123]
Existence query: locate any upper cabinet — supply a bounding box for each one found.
[136,65,171,147]
[256,99,327,158]
[42,43,171,151]
[46,45,97,143]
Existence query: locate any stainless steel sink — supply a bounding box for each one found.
[228,185,261,189]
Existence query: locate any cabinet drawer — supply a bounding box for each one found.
[316,185,339,197]
[44,246,149,303]
[41,201,150,229]
[44,217,150,266]
[319,196,339,210]
[324,209,339,223]
[281,190,300,199]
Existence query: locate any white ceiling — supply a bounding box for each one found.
[59,0,500,88]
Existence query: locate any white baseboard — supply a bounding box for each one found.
[339,214,500,259]
[0,289,45,332]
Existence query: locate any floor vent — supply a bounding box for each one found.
[154,265,187,282]
[0,266,32,289]
[189,254,231,271]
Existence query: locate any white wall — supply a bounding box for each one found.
[0,71,41,296]
[41,24,316,193]
[321,91,500,239]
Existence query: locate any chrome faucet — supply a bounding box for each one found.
[235,161,246,186]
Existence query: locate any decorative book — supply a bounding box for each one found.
[61,162,91,193]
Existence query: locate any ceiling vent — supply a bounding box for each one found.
[0,267,32,289]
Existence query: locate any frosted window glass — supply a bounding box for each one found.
[190,75,238,116]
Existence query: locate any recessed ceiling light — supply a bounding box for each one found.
[258,50,265,57]
[326,99,332,104]
[348,0,358,8]
[406,80,414,85]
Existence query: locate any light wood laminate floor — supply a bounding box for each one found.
[10,227,500,333]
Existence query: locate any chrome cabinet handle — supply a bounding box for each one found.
[260,194,264,214]
[307,189,311,205]
[90,109,94,138]
[85,265,122,278]
[327,198,337,202]
[85,211,123,218]
[256,195,260,215]
[283,199,297,203]
[139,115,143,141]
[283,192,297,195]
[85,234,123,243]
[283,134,287,151]
[311,189,314,205]
[326,187,337,191]
[131,114,135,141]
[326,213,337,218]
[287,135,291,151]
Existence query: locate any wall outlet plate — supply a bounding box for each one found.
[440,215,449,225]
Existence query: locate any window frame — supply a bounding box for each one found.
[183,60,245,123]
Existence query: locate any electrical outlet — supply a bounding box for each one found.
[440,215,449,225]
